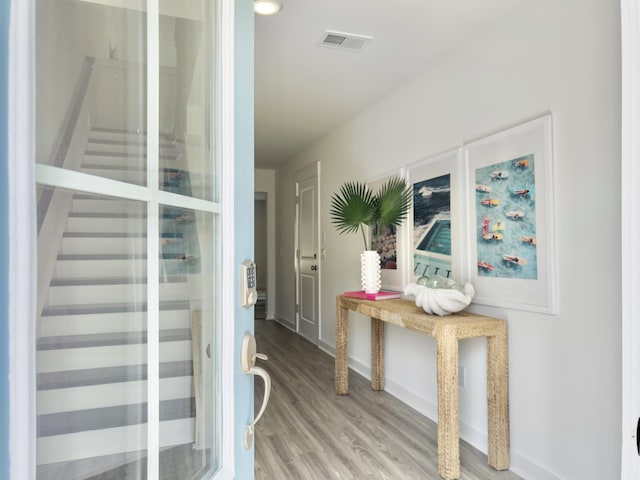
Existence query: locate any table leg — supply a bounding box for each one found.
[335,302,349,395]
[371,317,384,391]
[487,323,510,470]
[436,326,460,480]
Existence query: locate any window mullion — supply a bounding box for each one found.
[146,0,160,478]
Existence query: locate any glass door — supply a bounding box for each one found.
[33,1,232,478]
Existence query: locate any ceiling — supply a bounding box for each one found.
[254,0,531,168]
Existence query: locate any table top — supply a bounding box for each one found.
[337,295,506,338]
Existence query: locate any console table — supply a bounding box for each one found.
[335,295,510,480]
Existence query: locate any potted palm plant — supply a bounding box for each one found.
[330,177,412,293]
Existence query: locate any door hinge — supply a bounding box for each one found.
[636,417,640,455]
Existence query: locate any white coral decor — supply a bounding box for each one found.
[404,282,475,316]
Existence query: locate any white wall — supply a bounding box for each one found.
[255,169,276,319]
[275,1,621,479]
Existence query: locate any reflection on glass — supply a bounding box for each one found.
[159,1,215,201]
[36,0,147,186]
[159,207,217,479]
[36,0,220,478]
[36,186,147,478]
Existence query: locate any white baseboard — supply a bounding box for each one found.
[316,339,561,480]
[273,313,295,332]
[317,339,334,357]
[509,452,564,480]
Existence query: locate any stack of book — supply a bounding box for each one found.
[343,290,401,301]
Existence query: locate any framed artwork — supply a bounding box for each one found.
[367,168,406,291]
[464,114,557,314]
[405,148,465,287]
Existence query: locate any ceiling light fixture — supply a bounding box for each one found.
[254,0,282,16]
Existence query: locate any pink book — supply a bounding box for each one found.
[343,290,401,301]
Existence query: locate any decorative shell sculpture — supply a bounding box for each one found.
[404,282,475,316]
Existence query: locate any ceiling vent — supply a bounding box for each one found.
[318,30,373,52]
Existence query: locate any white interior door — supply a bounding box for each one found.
[8,0,256,479]
[295,163,320,345]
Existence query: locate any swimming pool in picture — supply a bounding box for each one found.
[414,218,452,278]
[417,219,451,255]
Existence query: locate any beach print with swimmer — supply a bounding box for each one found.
[475,154,538,280]
[412,173,452,279]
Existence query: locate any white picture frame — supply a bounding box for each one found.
[405,148,466,288]
[464,114,558,314]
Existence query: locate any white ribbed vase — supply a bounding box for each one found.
[360,250,382,294]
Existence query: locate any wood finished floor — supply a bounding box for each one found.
[254,320,522,480]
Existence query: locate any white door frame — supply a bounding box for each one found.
[621,0,640,478]
[8,0,37,476]
[7,1,239,478]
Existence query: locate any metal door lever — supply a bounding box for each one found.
[241,332,272,450]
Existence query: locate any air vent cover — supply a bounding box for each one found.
[318,30,373,52]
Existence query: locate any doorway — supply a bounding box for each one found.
[254,193,268,320]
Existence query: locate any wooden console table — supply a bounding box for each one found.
[335,295,510,480]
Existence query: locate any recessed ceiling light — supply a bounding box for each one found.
[254,0,282,16]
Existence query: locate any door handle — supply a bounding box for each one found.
[241,332,272,450]
[310,265,317,271]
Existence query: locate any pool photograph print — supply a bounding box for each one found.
[406,148,465,287]
[413,173,452,277]
[465,114,558,314]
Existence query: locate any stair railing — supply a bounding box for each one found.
[37,56,95,232]
[36,56,95,323]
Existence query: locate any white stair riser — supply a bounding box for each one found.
[78,169,190,187]
[81,167,146,184]
[59,237,147,255]
[84,153,148,169]
[89,130,175,146]
[60,236,188,255]
[65,217,183,234]
[65,217,147,233]
[37,340,192,373]
[85,141,177,156]
[54,258,148,278]
[37,377,194,415]
[47,281,190,306]
[89,131,148,143]
[38,309,191,337]
[37,418,194,465]
[71,198,146,214]
[84,153,177,168]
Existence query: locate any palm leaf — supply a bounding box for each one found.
[330,182,376,249]
[329,182,376,233]
[374,177,412,228]
[329,177,411,251]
